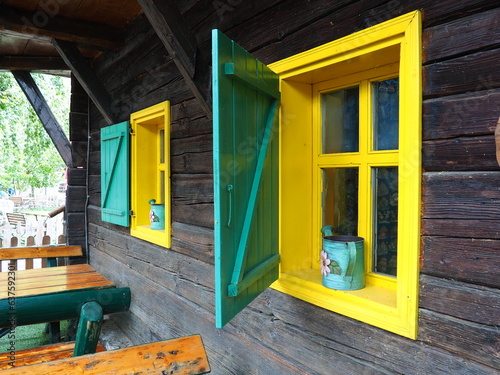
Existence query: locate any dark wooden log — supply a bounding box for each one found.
[171,133,212,156]
[422,219,500,239]
[171,222,214,264]
[12,70,72,166]
[171,174,213,203]
[423,49,500,99]
[0,56,67,71]
[422,135,498,171]
[53,39,117,125]
[0,5,123,51]
[70,141,88,168]
[423,7,500,63]
[171,151,213,174]
[419,309,500,369]
[422,236,500,288]
[69,113,88,142]
[423,172,500,220]
[420,274,500,326]
[423,89,500,140]
[137,0,212,118]
[66,186,86,213]
[66,212,86,239]
[172,202,213,229]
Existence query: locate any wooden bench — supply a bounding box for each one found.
[6,213,26,229]
[0,342,107,370]
[0,334,210,374]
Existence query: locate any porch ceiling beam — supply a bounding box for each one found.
[11,70,72,167]
[53,39,117,125]
[0,5,123,51]
[137,0,212,119]
[0,56,68,71]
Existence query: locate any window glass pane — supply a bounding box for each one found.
[322,168,358,236]
[373,167,398,276]
[159,129,165,164]
[322,86,359,153]
[373,78,399,151]
[159,170,165,204]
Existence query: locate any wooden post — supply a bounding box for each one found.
[73,302,103,357]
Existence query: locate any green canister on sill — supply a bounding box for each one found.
[320,226,365,291]
[149,199,165,230]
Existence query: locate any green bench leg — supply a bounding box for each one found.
[73,301,103,357]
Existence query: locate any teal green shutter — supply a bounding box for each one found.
[213,30,280,328]
[100,121,130,227]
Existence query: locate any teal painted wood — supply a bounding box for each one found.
[100,121,130,227]
[73,301,103,357]
[0,287,131,328]
[213,29,280,328]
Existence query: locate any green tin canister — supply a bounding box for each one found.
[149,199,165,230]
[320,226,365,291]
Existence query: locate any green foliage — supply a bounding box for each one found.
[0,72,70,192]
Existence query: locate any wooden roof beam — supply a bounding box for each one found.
[0,5,123,51]
[11,70,72,167]
[138,0,212,119]
[53,39,117,125]
[0,56,68,71]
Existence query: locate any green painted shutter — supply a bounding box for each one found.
[213,30,280,328]
[101,121,130,227]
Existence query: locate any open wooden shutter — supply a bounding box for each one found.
[213,30,280,328]
[101,121,130,227]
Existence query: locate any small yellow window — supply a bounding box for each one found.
[130,101,171,248]
[270,11,421,339]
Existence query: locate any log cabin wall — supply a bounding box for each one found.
[81,1,500,373]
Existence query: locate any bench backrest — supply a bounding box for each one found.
[0,335,210,374]
[0,245,83,261]
[6,213,25,226]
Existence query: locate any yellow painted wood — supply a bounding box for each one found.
[130,101,171,248]
[270,11,421,339]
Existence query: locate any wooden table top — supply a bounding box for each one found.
[0,264,115,300]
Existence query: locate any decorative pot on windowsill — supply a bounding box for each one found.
[320,225,365,291]
[149,199,165,230]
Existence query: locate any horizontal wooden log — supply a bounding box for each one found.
[423,89,500,140]
[171,222,214,264]
[0,287,130,328]
[171,174,213,203]
[423,172,500,220]
[0,56,68,71]
[422,236,500,288]
[70,141,87,168]
[420,274,500,325]
[422,135,498,171]
[422,219,500,239]
[67,168,86,186]
[423,48,500,99]
[0,245,82,260]
[69,113,88,142]
[171,151,213,174]
[423,7,500,62]
[171,133,212,156]
[419,309,500,369]
[172,202,213,229]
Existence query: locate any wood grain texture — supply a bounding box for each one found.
[422,236,500,288]
[0,336,210,375]
[0,245,82,260]
[0,342,106,370]
[420,274,500,325]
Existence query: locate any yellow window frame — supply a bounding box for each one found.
[130,101,172,248]
[269,11,421,339]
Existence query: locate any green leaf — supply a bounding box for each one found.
[329,261,342,275]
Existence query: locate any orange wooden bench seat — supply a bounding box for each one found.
[0,341,106,370]
[0,335,210,374]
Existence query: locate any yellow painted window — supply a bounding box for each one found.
[270,11,421,339]
[130,101,171,248]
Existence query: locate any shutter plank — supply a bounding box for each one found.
[213,30,280,328]
[100,121,130,227]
